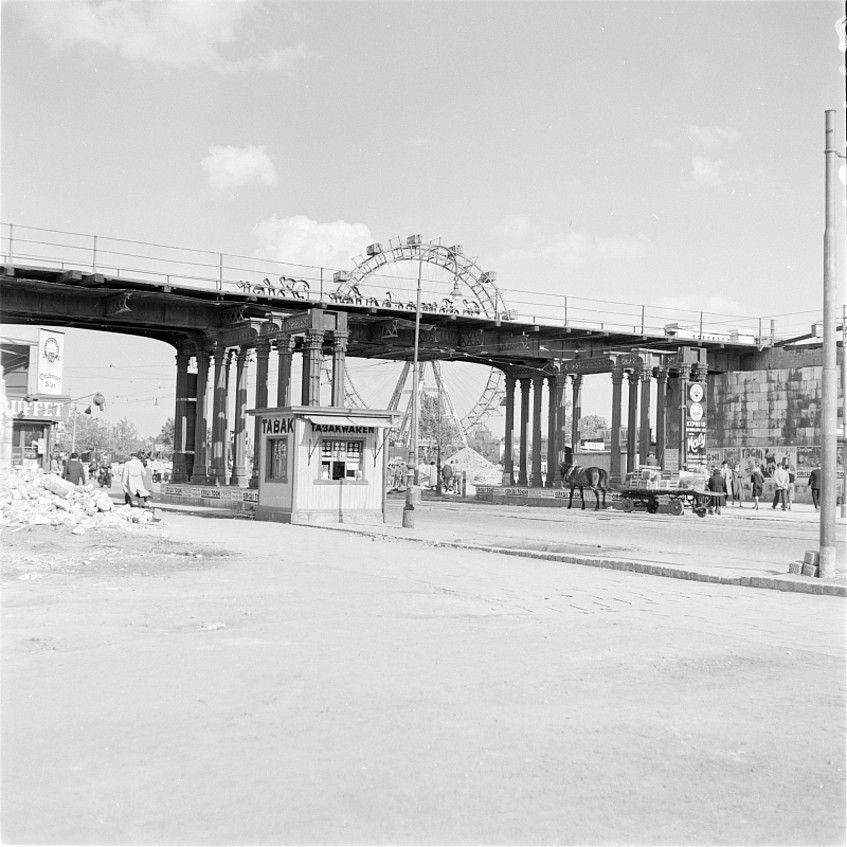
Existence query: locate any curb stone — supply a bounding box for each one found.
[305,524,847,598]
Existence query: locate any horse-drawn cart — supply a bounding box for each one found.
[617,469,723,517]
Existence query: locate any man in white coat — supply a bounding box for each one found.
[121,452,151,507]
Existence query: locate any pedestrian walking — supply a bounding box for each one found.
[786,465,796,510]
[772,462,790,511]
[750,466,765,510]
[121,452,151,508]
[441,462,454,493]
[808,463,821,510]
[707,466,726,515]
[732,463,743,507]
[721,461,737,507]
[62,451,89,486]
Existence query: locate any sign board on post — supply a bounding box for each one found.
[36,329,64,396]
[684,381,707,469]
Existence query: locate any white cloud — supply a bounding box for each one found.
[650,138,676,151]
[252,215,373,269]
[17,0,316,73]
[686,124,741,147]
[594,235,649,261]
[218,41,321,74]
[202,145,278,190]
[683,155,741,189]
[492,218,648,269]
[543,231,589,268]
[406,136,434,148]
[494,214,531,240]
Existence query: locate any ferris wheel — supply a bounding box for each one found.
[331,236,508,446]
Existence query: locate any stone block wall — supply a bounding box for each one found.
[708,365,830,448]
[706,347,844,505]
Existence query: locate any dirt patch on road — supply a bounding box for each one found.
[1,524,238,581]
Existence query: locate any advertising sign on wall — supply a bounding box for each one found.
[36,329,64,396]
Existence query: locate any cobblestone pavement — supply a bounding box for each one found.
[3,513,844,845]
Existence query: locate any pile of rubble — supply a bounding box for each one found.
[0,467,157,533]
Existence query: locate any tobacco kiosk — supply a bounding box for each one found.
[250,405,398,524]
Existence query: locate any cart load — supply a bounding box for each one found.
[617,467,722,517]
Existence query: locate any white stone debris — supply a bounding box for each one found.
[0,467,156,532]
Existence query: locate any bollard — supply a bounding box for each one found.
[402,484,421,528]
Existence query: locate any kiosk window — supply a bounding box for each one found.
[320,439,363,481]
[266,437,288,482]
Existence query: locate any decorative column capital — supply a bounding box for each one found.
[236,347,251,366]
[639,367,652,383]
[611,367,625,385]
[305,328,324,346]
[655,367,669,384]
[570,373,583,388]
[212,343,227,364]
[255,337,272,358]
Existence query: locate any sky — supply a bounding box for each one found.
[2,0,845,439]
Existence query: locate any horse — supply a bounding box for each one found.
[560,462,609,510]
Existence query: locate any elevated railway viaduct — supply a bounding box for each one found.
[0,262,827,490]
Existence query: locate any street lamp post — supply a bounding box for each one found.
[406,238,462,488]
[408,250,425,486]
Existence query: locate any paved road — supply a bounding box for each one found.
[381,497,846,580]
[3,513,844,845]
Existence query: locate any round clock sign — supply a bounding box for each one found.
[689,402,704,422]
[688,383,704,403]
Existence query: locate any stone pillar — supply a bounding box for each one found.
[610,368,624,482]
[276,334,293,407]
[531,376,544,487]
[331,331,348,407]
[556,371,569,480]
[208,345,228,485]
[503,373,516,485]
[665,371,684,468]
[570,374,582,449]
[250,339,271,488]
[626,370,639,474]
[171,351,191,483]
[229,348,250,487]
[517,377,530,485]
[545,375,558,488]
[639,367,652,462]
[301,329,323,406]
[183,371,197,481]
[655,368,669,467]
[190,349,210,484]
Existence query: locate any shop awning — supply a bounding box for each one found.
[305,414,396,429]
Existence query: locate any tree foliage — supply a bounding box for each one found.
[578,414,609,438]
[418,392,463,459]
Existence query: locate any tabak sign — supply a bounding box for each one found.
[685,381,707,468]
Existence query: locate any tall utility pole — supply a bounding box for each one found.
[819,110,839,577]
[843,304,846,520]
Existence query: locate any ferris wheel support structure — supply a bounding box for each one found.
[335,236,509,460]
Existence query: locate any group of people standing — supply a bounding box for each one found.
[707,458,821,512]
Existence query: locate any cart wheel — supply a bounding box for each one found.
[622,498,635,513]
[647,498,659,514]
[694,506,707,518]
[669,499,684,517]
